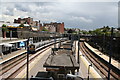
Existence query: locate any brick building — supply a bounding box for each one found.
[38,20,43,31]
[43,22,64,33]
[14,17,38,27]
[14,18,64,33]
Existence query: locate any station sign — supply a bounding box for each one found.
[19,41,25,47]
[29,38,33,45]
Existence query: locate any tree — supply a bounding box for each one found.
[42,27,48,31]
[67,29,73,33]
[88,26,111,36]
[81,30,89,35]
[19,24,24,27]
[101,26,111,36]
[2,24,8,38]
[117,27,120,31]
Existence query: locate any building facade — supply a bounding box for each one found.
[14,17,38,27]
[43,22,64,33]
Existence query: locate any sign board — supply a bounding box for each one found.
[29,38,33,45]
[19,41,25,47]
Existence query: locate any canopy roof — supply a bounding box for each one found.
[3,43,13,47]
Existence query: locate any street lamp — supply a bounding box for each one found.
[77,29,80,64]
[10,30,12,40]
[88,64,92,80]
[108,27,114,80]
[59,34,62,48]
[26,38,30,80]
[54,32,56,48]
[102,33,105,52]
[26,38,33,80]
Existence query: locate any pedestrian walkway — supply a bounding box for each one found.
[84,42,120,70]
[0,48,27,64]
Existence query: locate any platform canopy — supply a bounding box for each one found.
[43,49,79,69]
[3,43,13,47]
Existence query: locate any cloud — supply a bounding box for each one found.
[15,4,30,12]
[0,14,16,22]
[0,2,118,30]
[72,16,93,23]
[1,0,120,2]
[3,7,14,16]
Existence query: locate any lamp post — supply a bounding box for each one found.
[71,33,73,49]
[26,38,29,80]
[54,32,56,48]
[102,33,105,52]
[108,27,114,80]
[77,30,80,64]
[59,34,62,48]
[26,38,33,80]
[10,30,12,40]
[88,64,92,80]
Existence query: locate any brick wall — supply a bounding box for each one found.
[60,22,64,33]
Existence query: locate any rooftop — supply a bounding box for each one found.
[44,49,79,69]
[0,38,27,44]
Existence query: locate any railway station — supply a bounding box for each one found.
[0,34,120,80]
[0,1,120,80]
[43,42,79,79]
[0,38,27,54]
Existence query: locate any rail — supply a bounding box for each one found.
[80,42,120,80]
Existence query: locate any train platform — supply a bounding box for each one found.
[1,38,27,44]
[79,51,102,79]
[84,42,120,70]
[75,41,102,79]
[15,44,55,78]
[1,38,18,40]
[0,48,26,64]
[0,38,28,64]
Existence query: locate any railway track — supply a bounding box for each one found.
[0,40,67,79]
[8,47,50,79]
[80,42,120,80]
[0,53,29,75]
[0,47,50,80]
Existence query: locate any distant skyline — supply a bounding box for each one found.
[0,0,119,30]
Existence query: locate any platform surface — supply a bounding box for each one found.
[0,48,26,64]
[84,42,120,70]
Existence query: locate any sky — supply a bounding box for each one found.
[0,0,119,30]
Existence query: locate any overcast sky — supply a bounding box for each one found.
[0,0,119,30]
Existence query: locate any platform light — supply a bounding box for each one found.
[87,64,92,80]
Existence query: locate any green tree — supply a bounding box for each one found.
[81,30,89,35]
[42,27,48,31]
[117,27,120,31]
[2,24,8,38]
[67,29,73,33]
[115,31,120,37]
[101,26,111,36]
[19,24,25,27]
[88,26,111,36]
